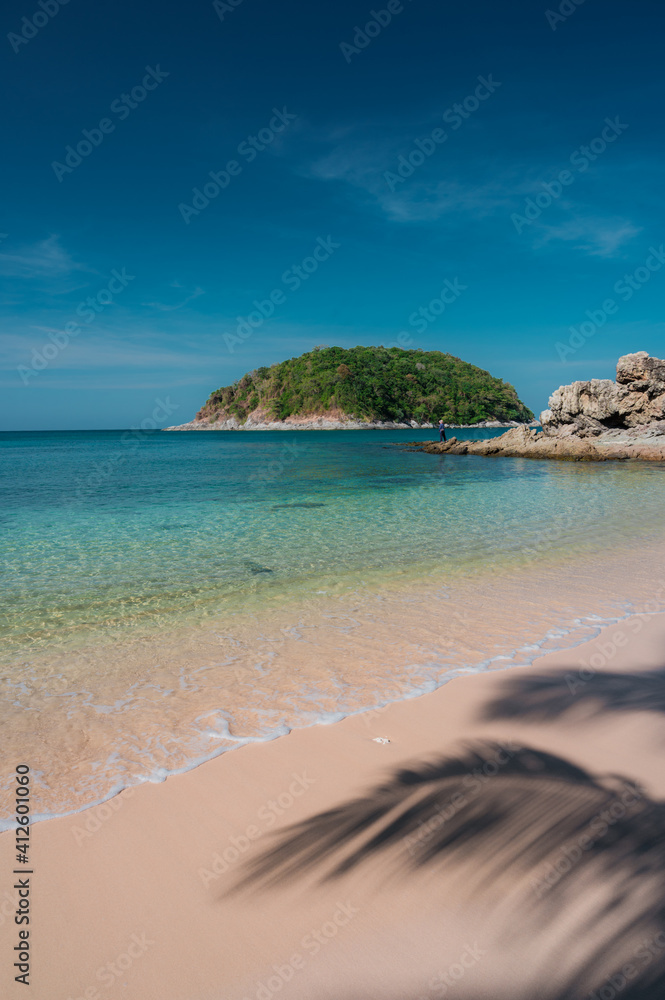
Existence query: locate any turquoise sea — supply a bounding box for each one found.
[2,429,665,821]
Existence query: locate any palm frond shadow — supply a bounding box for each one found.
[481,667,665,724]
[234,743,665,999]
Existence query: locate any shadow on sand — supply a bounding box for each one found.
[235,736,665,998]
[481,667,665,724]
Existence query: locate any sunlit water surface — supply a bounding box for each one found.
[2,429,664,821]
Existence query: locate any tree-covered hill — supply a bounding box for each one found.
[196,346,534,425]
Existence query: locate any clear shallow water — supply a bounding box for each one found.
[3,428,665,653]
[2,429,665,821]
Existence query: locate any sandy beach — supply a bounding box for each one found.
[4,0,664,995]
[3,610,665,1000]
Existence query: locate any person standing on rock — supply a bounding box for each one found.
[438,419,447,442]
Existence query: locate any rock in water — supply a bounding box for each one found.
[271,503,327,509]
[405,352,665,462]
[243,561,274,575]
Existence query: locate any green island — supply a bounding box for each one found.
[195,346,534,426]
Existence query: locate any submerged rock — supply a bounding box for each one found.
[243,561,274,575]
[271,503,327,509]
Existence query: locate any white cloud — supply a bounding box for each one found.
[304,127,643,256]
[308,140,510,223]
[143,286,205,312]
[0,331,221,372]
[0,235,87,279]
[380,180,511,223]
[0,321,360,377]
[535,218,641,257]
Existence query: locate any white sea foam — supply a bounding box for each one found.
[0,603,644,832]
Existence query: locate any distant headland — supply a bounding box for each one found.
[164,346,535,431]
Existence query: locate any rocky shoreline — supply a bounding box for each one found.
[406,352,665,462]
[407,422,665,461]
[164,417,538,432]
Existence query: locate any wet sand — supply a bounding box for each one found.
[2,611,665,999]
[3,536,665,822]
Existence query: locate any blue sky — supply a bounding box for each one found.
[1,0,663,429]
